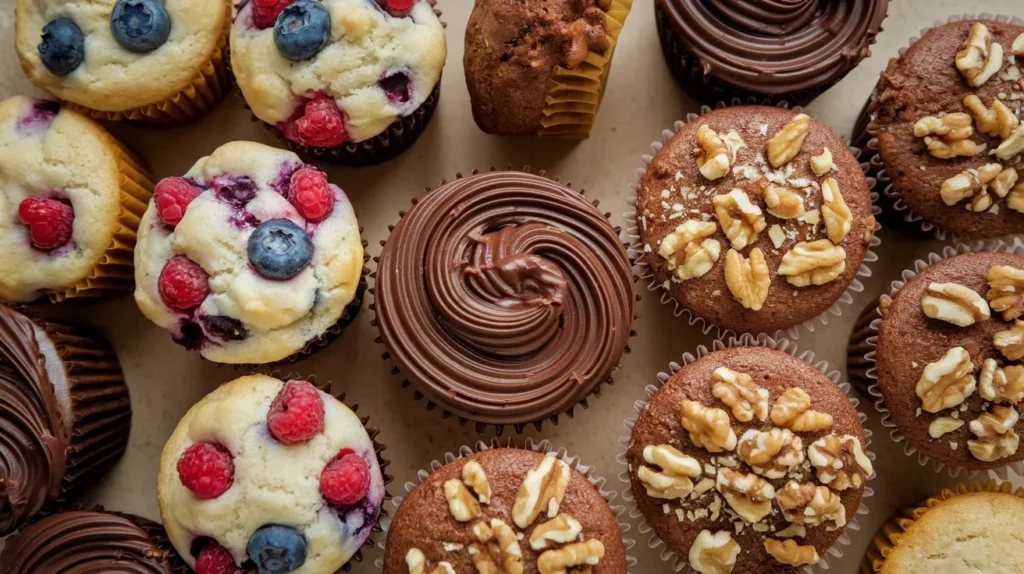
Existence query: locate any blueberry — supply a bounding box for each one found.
[247,219,314,280]
[38,18,85,76]
[379,70,412,103]
[274,1,331,62]
[110,0,171,53]
[201,315,249,341]
[246,525,307,574]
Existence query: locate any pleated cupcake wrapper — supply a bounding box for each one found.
[369,166,639,435]
[374,437,638,572]
[860,479,1024,573]
[616,333,876,573]
[624,101,881,340]
[846,238,1024,478]
[852,12,1024,241]
[537,0,633,139]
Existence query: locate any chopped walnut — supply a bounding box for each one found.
[767,114,810,168]
[968,405,1021,462]
[778,240,846,287]
[928,416,966,438]
[770,387,834,432]
[715,468,775,523]
[995,320,1024,361]
[764,539,820,567]
[964,95,1020,139]
[956,22,1004,87]
[914,113,978,159]
[988,265,1024,320]
[916,347,977,413]
[940,164,1009,207]
[637,444,702,499]
[765,185,806,219]
[1014,32,1024,56]
[688,530,740,574]
[736,428,805,479]
[979,359,1024,404]
[711,367,769,422]
[776,481,846,530]
[681,400,738,453]
[537,539,604,574]
[807,434,873,490]
[713,189,766,250]
[696,125,744,181]
[470,518,524,574]
[406,549,456,574]
[658,220,722,282]
[724,248,770,311]
[996,127,1024,161]
[810,148,833,175]
[820,177,852,244]
[463,461,492,504]
[512,455,569,529]
[920,282,991,327]
[529,514,583,551]
[1009,184,1024,214]
[444,478,482,522]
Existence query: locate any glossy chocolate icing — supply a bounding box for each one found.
[657,0,889,94]
[375,171,634,425]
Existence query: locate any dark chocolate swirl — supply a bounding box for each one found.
[0,510,176,573]
[658,0,889,94]
[0,306,67,536]
[376,172,634,425]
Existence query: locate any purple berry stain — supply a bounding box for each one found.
[17,100,60,134]
[379,70,412,103]
[202,315,249,342]
[270,161,304,197]
[213,176,258,207]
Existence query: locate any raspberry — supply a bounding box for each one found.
[284,95,347,148]
[154,177,201,227]
[158,256,210,311]
[177,442,234,499]
[379,0,414,17]
[319,449,370,506]
[195,542,241,574]
[18,197,74,250]
[267,380,325,444]
[288,168,334,222]
[252,0,294,29]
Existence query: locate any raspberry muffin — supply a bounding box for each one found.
[0,96,152,304]
[158,374,387,573]
[16,0,232,125]
[134,141,364,365]
[231,0,447,165]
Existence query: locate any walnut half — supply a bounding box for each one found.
[920,282,991,327]
[979,359,1024,404]
[724,248,770,311]
[767,114,811,168]
[807,434,874,491]
[916,347,977,413]
[914,113,977,159]
[658,220,722,282]
[964,95,1020,139]
[681,400,738,453]
[689,530,741,574]
[821,177,852,244]
[955,22,1004,88]
[529,514,583,551]
[696,125,744,181]
[764,539,820,567]
[512,455,570,529]
[636,444,702,499]
[778,240,846,287]
[715,468,775,523]
[711,367,769,422]
[736,428,805,479]
[470,519,524,574]
[988,265,1024,321]
[406,548,455,574]
[776,481,846,530]
[968,405,1020,462]
[770,387,834,432]
[994,320,1024,361]
[714,189,766,250]
[537,539,604,574]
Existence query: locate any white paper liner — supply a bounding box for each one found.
[855,238,1024,479]
[624,100,881,340]
[616,333,876,573]
[375,437,638,571]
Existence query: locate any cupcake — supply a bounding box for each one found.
[862,481,1024,573]
[633,106,875,335]
[0,509,185,572]
[134,141,364,365]
[0,304,131,536]
[654,0,889,105]
[373,170,635,430]
[0,96,153,304]
[849,249,1024,473]
[157,374,387,573]
[15,0,232,125]
[231,0,446,166]
[464,0,633,138]
[382,447,628,573]
[625,345,873,572]
[855,18,1024,238]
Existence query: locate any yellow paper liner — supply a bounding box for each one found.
[861,480,1024,573]
[537,0,633,139]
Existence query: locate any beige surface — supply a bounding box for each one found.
[1,1,1022,572]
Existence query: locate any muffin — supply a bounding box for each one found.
[382,448,627,573]
[0,96,153,304]
[0,509,185,572]
[157,374,387,573]
[0,304,131,536]
[855,19,1024,238]
[851,251,1024,473]
[465,0,633,138]
[625,346,873,573]
[862,481,1024,573]
[231,0,446,166]
[374,170,634,429]
[634,106,875,334]
[15,0,232,125]
[655,0,889,105]
[134,141,364,365]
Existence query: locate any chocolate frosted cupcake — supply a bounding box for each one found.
[655,0,889,105]
[374,170,635,430]
[0,304,131,536]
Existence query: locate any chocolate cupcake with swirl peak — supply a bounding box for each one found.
[374,170,635,430]
[655,0,890,105]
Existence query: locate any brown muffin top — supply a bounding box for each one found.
[637,106,875,333]
[626,347,870,573]
[873,20,1024,238]
[383,448,627,574]
[875,251,1024,471]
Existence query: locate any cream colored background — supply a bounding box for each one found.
[1,1,1021,572]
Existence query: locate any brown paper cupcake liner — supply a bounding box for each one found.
[624,100,881,340]
[375,437,638,572]
[845,239,1024,478]
[860,480,1024,573]
[617,333,876,573]
[370,166,639,435]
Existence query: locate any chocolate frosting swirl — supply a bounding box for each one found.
[376,172,634,425]
[0,510,175,573]
[658,0,889,94]
[0,306,67,535]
